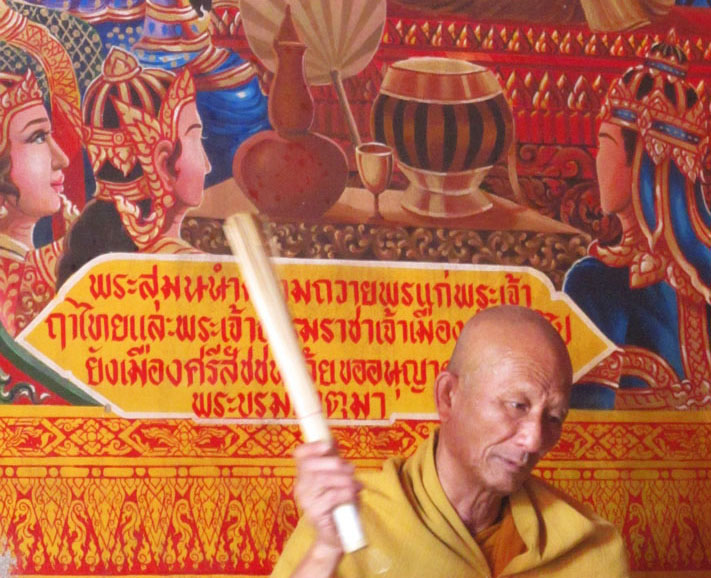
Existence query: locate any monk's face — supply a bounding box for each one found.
[438,327,571,496]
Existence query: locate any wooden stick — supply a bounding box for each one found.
[223,213,367,553]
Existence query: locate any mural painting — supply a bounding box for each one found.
[0,0,708,575]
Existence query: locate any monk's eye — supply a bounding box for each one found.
[547,413,565,426]
[508,401,528,412]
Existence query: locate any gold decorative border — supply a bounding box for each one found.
[0,408,708,574]
[181,220,590,289]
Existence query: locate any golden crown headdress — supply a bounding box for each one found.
[600,33,710,183]
[0,69,44,156]
[596,33,711,304]
[55,48,189,250]
[109,68,197,249]
[57,47,174,180]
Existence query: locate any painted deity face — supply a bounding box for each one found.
[172,102,211,207]
[596,121,633,215]
[8,103,69,219]
[439,338,570,496]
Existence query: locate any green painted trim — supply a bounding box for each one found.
[0,326,100,406]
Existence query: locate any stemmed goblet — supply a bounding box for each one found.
[355,142,393,221]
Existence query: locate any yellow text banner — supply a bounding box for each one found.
[19,255,613,420]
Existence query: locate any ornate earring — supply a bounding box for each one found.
[58,192,79,229]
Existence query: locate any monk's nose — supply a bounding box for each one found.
[517,417,544,454]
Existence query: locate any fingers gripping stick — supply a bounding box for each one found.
[223,213,367,554]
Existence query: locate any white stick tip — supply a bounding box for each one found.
[333,502,367,553]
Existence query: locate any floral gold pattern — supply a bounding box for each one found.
[181,219,589,289]
[0,409,707,575]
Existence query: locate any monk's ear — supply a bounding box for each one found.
[434,371,458,422]
[154,139,176,190]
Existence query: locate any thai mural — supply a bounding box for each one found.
[0,69,73,336]
[55,47,212,278]
[564,37,711,409]
[0,0,708,575]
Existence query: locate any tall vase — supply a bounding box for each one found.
[232,6,348,220]
[267,7,313,136]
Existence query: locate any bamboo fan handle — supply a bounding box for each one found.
[223,213,367,554]
[331,69,362,147]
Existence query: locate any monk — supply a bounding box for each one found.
[271,305,629,577]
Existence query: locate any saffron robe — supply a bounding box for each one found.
[271,433,629,577]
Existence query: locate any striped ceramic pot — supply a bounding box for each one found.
[371,57,513,217]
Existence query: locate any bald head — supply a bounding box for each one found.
[448,305,573,390]
[434,306,574,504]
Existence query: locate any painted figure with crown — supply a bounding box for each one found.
[23,0,269,190]
[0,69,77,336]
[0,0,93,240]
[564,34,711,410]
[131,0,269,187]
[56,47,211,287]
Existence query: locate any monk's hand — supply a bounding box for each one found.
[294,441,362,557]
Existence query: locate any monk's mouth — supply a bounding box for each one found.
[495,455,528,472]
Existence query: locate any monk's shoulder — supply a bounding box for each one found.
[522,475,629,575]
[357,455,408,499]
[524,475,609,523]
